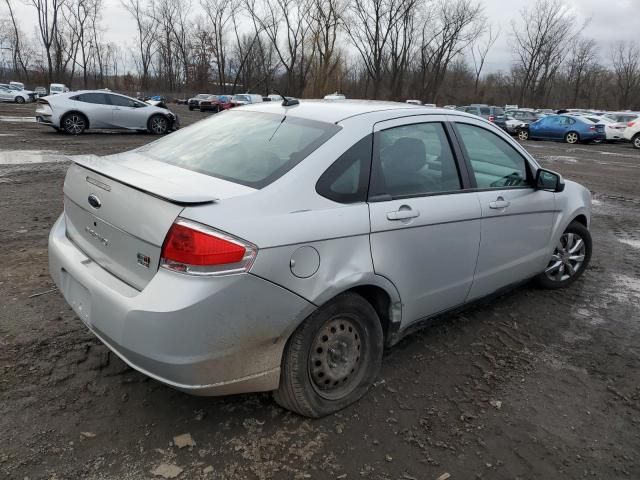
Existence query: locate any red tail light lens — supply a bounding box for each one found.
[161,219,257,276]
[629,121,636,128]
[589,126,596,131]
[488,116,495,122]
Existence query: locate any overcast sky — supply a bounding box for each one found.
[7,0,639,73]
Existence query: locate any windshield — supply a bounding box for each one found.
[138,110,340,188]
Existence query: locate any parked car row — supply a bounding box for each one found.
[187,93,280,112]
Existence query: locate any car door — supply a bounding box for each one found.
[74,92,112,128]
[451,119,555,301]
[368,118,482,327]
[0,87,14,102]
[108,94,148,129]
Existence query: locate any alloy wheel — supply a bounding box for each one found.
[309,317,363,400]
[566,132,579,144]
[15,96,25,104]
[64,115,85,135]
[518,130,529,141]
[545,232,586,282]
[150,116,168,134]
[634,135,640,149]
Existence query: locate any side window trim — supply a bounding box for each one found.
[368,120,468,202]
[450,120,536,190]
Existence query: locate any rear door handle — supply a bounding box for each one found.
[489,197,510,210]
[387,207,420,221]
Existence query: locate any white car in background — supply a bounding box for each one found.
[231,93,264,105]
[624,118,640,149]
[35,90,180,135]
[582,115,627,142]
[49,83,69,95]
[0,84,33,103]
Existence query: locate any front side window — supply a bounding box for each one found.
[455,123,530,189]
[108,94,139,108]
[138,110,340,188]
[370,122,461,199]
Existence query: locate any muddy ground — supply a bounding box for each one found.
[1,102,639,479]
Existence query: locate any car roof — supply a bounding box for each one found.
[239,99,473,124]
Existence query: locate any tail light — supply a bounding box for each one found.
[629,121,636,128]
[589,126,596,131]
[160,219,257,276]
[488,116,495,122]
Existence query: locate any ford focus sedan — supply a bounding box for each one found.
[49,101,593,417]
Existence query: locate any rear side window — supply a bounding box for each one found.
[76,93,109,104]
[316,135,372,203]
[455,123,529,189]
[138,111,340,188]
[370,122,461,199]
[480,107,491,115]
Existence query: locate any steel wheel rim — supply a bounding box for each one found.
[64,115,84,134]
[151,117,167,134]
[308,316,364,400]
[566,133,578,144]
[544,232,586,282]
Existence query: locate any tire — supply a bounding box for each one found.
[61,112,87,135]
[564,131,579,144]
[188,105,194,111]
[148,114,169,135]
[517,130,529,141]
[15,96,25,104]
[633,134,640,150]
[535,221,592,290]
[274,292,384,418]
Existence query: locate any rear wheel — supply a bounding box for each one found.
[517,129,529,141]
[61,112,87,135]
[565,131,579,144]
[15,96,25,104]
[148,114,168,135]
[188,105,194,111]
[536,221,592,289]
[633,134,640,149]
[274,292,383,417]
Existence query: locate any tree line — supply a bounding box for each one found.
[1,0,639,109]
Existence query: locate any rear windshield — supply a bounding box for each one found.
[138,110,340,188]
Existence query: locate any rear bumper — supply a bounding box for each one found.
[48,214,315,395]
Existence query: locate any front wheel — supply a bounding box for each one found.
[274,292,383,417]
[536,221,592,289]
[15,96,25,104]
[188,105,194,111]
[633,134,640,149]
[61,112,87,135]
[517,130,529,141]
[565,131,579,144]
[148,114,168,135]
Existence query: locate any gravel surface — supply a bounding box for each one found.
[1,103,639,479]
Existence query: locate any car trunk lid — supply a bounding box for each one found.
[63,153,255,290]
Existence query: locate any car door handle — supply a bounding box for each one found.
[489,197,511,209]
[387,207,420,221]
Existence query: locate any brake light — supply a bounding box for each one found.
[589,126,596,131]
[629,121,636,128]
[160,219,257,275]
[489,116,495,122]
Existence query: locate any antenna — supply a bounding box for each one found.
[273,89,299,107]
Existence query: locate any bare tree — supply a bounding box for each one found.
[28,0,68,83]
[120,0,158,89]
[611,41,640,109]
[470,25,499,94]
[565,37,597,107]
[386,0,418,99]
[201,0,236,93]
[511,0,584,105]
[307,0,343,97]
[3,0,30,79]
[418,0,484,103]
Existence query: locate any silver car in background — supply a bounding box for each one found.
[49,101,593,417]
[35,90,179,135]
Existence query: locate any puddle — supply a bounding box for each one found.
[0,150,68,165]
[0,116,36,123]
[618,238,640,249]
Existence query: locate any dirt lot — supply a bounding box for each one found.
[1,102,639,479]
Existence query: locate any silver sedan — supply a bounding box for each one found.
[35,90,179,135]
[49,101,593,417]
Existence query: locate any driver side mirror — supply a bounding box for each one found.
[536,168,565,192]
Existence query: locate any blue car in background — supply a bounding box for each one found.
[516,115,606,144]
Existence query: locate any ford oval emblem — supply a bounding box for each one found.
[88,194,102,209]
